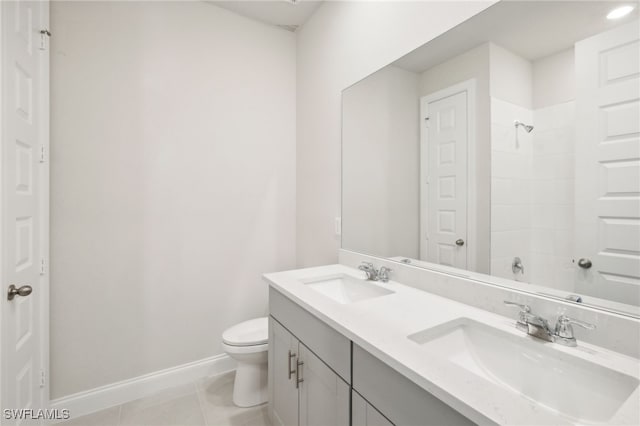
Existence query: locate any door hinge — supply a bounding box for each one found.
[39,29,51,51]
[40,146,46,163]
[40,370,46,388]
[40,258,46,275]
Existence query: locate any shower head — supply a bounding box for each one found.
[514,120,534,133]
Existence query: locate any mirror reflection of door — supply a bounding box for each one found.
[421,85,470,269]
[574,21,640,307]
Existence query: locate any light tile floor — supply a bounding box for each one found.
[60,372,271,426]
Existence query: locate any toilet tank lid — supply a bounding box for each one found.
[222,317,268,346]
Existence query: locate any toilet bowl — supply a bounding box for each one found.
[222,317,268,407]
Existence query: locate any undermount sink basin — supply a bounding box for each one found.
[302,274,394,304]
[408,318,639,424]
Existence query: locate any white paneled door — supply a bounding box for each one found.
[421,90,468,269]
[574,20,640,306]
[1,0,50,422]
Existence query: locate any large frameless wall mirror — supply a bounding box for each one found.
[342,1,640,317]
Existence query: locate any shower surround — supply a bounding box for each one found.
[490,98,576,291]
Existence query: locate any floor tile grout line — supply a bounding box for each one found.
[117,404,123,426]
[195,385,209,426]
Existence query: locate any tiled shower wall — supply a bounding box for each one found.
[530,101,576,290]
[490,98,533,282]
[490,98,577,292]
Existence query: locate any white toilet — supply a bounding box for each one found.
[222,317,269,407]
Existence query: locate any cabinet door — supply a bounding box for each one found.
[269,317,300,426]
[352,391,394,426]
[298,343,350,426]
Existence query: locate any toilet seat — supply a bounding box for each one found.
[222,317,268,347]
[222,342,268,355]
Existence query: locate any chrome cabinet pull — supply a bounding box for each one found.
[288,350,296,380]
[296,360,304,388]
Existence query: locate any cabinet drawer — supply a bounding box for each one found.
[353,344,474,426]
[269,287,351,383]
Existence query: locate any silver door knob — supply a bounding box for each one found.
[7,284,32,301]
[455,239,465,246]
[577,258,592,269]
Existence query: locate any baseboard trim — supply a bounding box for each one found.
[50,354,236,420]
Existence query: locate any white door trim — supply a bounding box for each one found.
[0,0,4,408]
[420,79,477,271]
[39,0,51,410]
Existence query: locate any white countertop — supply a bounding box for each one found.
[264,264,640,426]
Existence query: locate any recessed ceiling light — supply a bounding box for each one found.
[607,5,635,20]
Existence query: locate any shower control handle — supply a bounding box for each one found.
[512,257,524,274]
[577,258,592,269]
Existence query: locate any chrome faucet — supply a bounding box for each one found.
[358,262,393,282]
[504,301,554,341]
[358,262,379,281]
[503,301,596,347]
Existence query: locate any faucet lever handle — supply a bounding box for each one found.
[503,301,531,313]
[378,266,393,282]
[504,301,531,333]
[556,315,596,331]
[554,315,596,345]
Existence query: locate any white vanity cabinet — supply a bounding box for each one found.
[268,288,351,426]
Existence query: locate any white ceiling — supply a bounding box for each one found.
[210,0,323,32]
[394,1,639,73]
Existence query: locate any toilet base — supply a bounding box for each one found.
[233,359,268,407]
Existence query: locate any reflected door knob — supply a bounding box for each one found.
[455,239,465,246]
[7,284,32,301]
[577,258,592,269]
